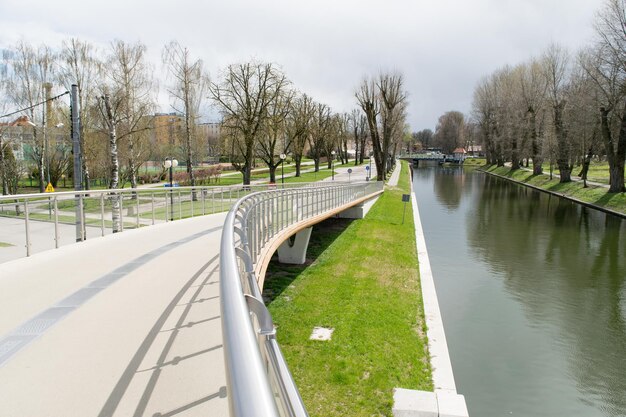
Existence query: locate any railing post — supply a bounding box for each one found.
[99,193,105,236]
[54,197,59,249]
[119,194,124,233]
[136,193,140,228]
[24,200,30,257]
[178,189,182,220]
[151,193,155,225]
[191,188,195,218]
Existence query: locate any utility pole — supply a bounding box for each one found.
[71,84,84,242]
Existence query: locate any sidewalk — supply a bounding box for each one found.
[387,160,401,186]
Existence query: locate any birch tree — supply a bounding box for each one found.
[100,94,121,232]
[107,40,155,190]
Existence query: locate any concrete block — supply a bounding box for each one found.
[436,391,469,417]
[393,388,438,417]
[338,195,379,219]
[277,227,312,264]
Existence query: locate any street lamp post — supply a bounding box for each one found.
[163,157,178,221]
[331,150,336,181]
[280,153,286,185]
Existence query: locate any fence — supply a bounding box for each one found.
[220,181,384,417]
[0,183,325,258]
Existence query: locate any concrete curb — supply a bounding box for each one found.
[393,165,469,417]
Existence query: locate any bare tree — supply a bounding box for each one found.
[209,61,288,184]
[356,72,407,180]
[581,0,626,192]
[286,93,313,177]
[349,109,367,165]
[4,41,56,192]
[163,41,206,191]
[543,44,573,182]
[106,40,155,190]
[100,93,121,232]
[434,111,465,154]
[378,72,407,176]
[256,88,293,182]
[308,102,331,172]
[518,59,548,174]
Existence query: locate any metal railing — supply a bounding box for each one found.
[0,183,322,259]
[220,181,384,417]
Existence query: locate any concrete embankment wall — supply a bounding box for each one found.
[393,166,469,417]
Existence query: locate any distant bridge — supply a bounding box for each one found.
[399,153,464,166]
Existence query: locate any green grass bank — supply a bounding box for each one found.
[264,161,432,417]
[482,165,626,217]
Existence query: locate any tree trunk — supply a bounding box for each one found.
[103,95,121,233]
[327,156,332,169]
[295,155,302,177]
[511,136,520,170]
[578,145,594,188]
[314,157,320,172]
[354,133,359,166]
[554,102,572,183]
[269,165,277,183]
[0,137,6,195]
[531,113,543,175]
[601,105,626,193]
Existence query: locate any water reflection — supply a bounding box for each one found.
[466,174,626,415]
[432,166,470,211]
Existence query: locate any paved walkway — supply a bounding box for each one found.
[0,214,229,417]
[387,160,401,187]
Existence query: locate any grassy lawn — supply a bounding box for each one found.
[539,161,611,185]
[264,161,432,417]
[484,165,626,215]
[281,167,335,184]
[463,157,486,166]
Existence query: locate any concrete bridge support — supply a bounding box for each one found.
[277,227,312,264]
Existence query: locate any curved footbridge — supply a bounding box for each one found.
[0,181,383,417]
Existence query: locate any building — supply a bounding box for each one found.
[0,116,67,162]
[149,113,185,148]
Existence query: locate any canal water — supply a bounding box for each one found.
[412,166,626,417]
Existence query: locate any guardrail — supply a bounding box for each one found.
[220,181,384,417]
[0,183,321,258]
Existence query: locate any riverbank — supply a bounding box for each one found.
[263,161,432,416]
[481,165,626,218]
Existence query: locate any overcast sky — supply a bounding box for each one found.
[0,0,605,130]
